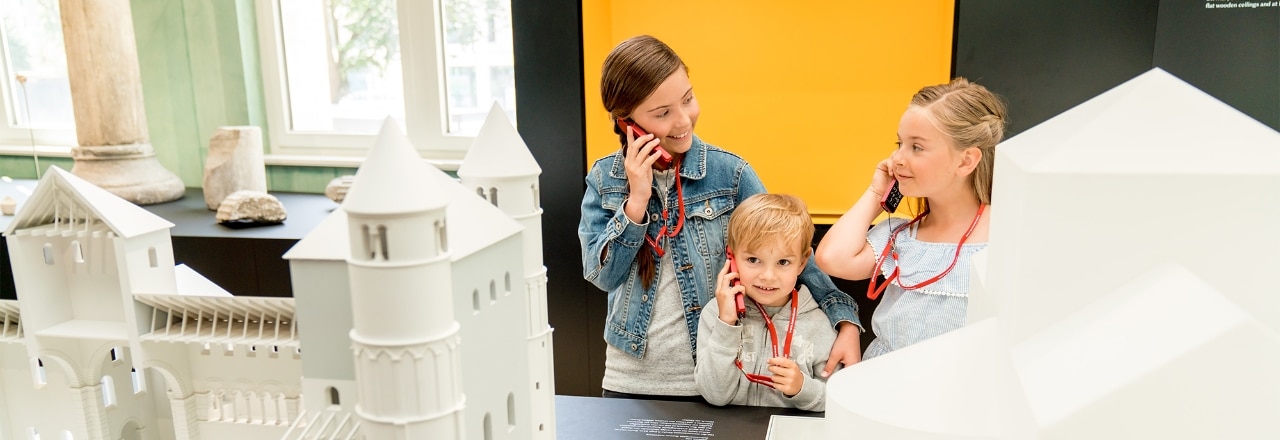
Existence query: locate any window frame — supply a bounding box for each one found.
[0,0,76,150]
[255,0,475,165]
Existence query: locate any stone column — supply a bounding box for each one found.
[73,384,111,440]
[60,0,184,205]
[169,392,202,439]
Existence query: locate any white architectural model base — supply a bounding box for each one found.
[824,69,1280,438]
[0,105,556,440]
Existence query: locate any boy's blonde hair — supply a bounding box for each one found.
[727,194,814,259]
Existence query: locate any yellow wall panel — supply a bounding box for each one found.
[583,1,954,223]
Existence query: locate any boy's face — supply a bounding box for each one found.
[734,242,806,308]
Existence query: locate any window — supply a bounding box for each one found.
[256,0,516,163]
[31,357,46,387]
[100,375,116,407]
[0,0,76,147]
[130,368,145,394]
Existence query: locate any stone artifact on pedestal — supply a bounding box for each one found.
[324,175,356,203]
[203,126,267,210]
[61,0,184,205]
[216,190,287,226]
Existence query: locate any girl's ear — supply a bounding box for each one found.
[956,146,983,177]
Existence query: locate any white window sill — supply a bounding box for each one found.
[0,144,73,157]
[264,154,461,172]
[0,146,460,172]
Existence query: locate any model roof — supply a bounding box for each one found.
[341,118,448,215]
[457,103,541,179]
[2,166,174,238]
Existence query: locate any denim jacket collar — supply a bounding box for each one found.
[607,135,709,181]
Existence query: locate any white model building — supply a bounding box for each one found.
[0,105,556,440]
[824,68,1280,439]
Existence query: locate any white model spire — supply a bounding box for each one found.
[458,103,557,439]
[342,120,463,439]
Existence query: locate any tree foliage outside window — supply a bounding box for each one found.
[327,0,400,104]
[0,0,74,129]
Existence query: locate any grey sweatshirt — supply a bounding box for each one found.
[694,285,836,411]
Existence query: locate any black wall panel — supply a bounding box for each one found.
[954,0,1279,137]
[1153,1,1279,130]
[953,0,1161,138]
[510,0,600,397]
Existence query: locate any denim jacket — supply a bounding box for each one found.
[579,135,860,359]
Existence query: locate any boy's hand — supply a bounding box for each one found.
[715,260,743,325]
[767,357,803,397]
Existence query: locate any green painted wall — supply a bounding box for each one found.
[0,0,349,193]
[0,157,74,179]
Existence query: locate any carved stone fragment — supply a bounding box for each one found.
[324,175,356,203]
[203,126,267,210]
[216,190,287,226]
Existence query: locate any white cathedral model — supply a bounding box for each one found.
[0,105,556,440]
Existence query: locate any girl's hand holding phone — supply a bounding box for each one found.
[871,158,896,198]
[619,123,660,223]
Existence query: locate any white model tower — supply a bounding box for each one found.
[457,104,556,438]
[341,119,462,438]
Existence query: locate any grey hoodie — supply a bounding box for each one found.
[694,285,837,411]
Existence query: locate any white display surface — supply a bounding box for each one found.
[823,68,1280,439]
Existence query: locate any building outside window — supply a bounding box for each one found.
[257,0,516,166]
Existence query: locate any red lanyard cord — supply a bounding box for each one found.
[644,160,684,257]
[867,204,986,300]
[735,288,799,387]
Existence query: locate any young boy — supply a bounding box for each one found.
[694,193,837,411]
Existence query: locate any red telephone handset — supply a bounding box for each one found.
[727,246,745,319]
[880,180,903,213]
[617,119,674,171]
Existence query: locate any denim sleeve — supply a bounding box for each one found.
[802,255,862,331]
[736,162,767,202]
[579,170,649,292]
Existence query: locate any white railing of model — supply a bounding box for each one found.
[0,299,20,342]
[281,407,361,440]
[135,294,298,347]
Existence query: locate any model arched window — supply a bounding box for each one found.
[148,247,158,268]
[507,392,516,427]
[489,280,497,302]
[488,187,499,206]
[361,224,373,259]
[131,368,145,394]
[473,289,481,312]
[504,272,511,294]
[435,220,449,253]
[531,183,540,207]
[326,386,340,406]
[31,358,46,387]
[101,375,117,407]
[377,225,389,259]
[360,224,390,260]
[483,412,493,440]
[70,241,84,263]
[476,187,485,198]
